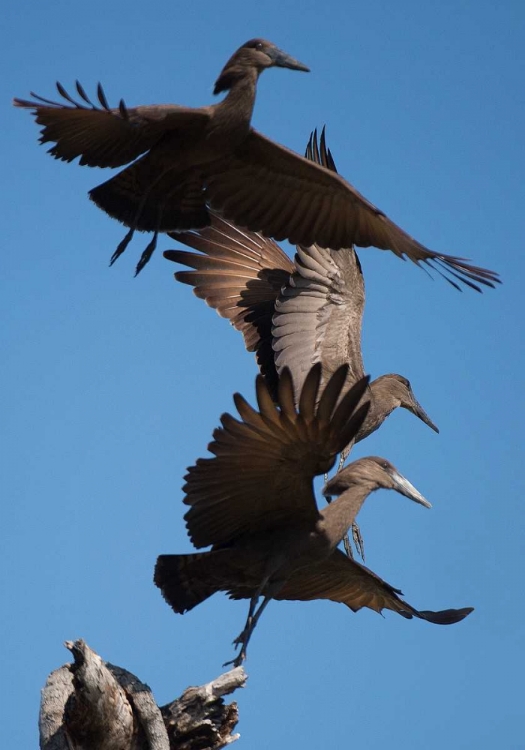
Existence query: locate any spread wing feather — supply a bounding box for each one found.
[14,81,210,167]
[272,549,474,624]
[205,128,499,291]
[183,366,370,548]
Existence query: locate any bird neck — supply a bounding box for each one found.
[355,380,400,443]
[321,482,376,548]
[213,70,259,136]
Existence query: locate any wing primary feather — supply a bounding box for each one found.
[75,80,91,106]
[276,368,298,420]
[55,81,80,107]
[417,607,474,624]
[315,364,350,423]
[96,82,110,111]
[329,375,370,438]
[255,374,280,424]
[298,363,322,420]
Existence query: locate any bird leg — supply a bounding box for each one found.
[135,230,158,276]
[110,226,136,266]
[109,167,171,272]
[342,532,354,559]
[109,191,151,267]
[351,522,365,561]
[223,574,284,668]
[337,450,353,556]
[335,447,366,561]
[134,183,173,274]
[224,594,273,668]
[223,579,265,667]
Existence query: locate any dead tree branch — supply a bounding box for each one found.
[39,639,247,750]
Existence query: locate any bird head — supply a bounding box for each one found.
[377,374,439,433]
[323,456,431,508]
[214,39,309,95]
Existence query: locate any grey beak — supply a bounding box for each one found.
[411,396,439,434]
[269,47,310,72]
[390,470,432,509]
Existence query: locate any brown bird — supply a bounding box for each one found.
[165,130,438,446]
[166,131,439,560]
[154,364,473,667]
[14,41,498,289]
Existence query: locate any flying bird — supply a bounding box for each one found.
[155,364,473,666]
[14,40,498,289]
[165,131,438,447]
[166,131,440,559]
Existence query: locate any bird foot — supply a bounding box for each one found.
[341,522,365,560]
[352,521,365,561]
[223,626,250,667]
[342,533,354,559]
[223,651,246,668]
[135,232,158,276]
[110,227,135,266]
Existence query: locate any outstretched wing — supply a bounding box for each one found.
[205,128,499,292]
[184,365,370,548]
[165,214,294,399]
[272,132,365,395]
[275,548,474,624]
[14,81,210,168]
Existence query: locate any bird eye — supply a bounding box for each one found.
[255,42,263,50]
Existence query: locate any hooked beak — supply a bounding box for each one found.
[267,46,310,72]
[411,396,439,434]
[389,470,432,509]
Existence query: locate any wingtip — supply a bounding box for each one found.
[418,606,474,625]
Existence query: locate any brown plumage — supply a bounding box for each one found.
[167,131,440,561]
[154,364,473,666]
[165,131,438,450]
[14,42,498,289]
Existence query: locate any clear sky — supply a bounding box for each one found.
[3,1,523,748]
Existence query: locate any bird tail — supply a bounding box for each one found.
[90,156,209,232]
[154,550,234,614]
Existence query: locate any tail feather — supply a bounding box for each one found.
[154,549,242,614]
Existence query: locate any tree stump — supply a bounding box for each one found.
[39,639,247,750]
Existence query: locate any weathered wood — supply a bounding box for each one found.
[161,668,246,749]
[39,640,246,750]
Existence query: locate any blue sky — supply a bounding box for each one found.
[3,1,523,747]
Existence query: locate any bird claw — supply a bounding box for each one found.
[352,521,365,561]
[223,652,245,668]
[135,232,158,276]
[223,637,246,667]
[342,533,354,559]
[224,624,251,666]
[110,227,135,266]
[341,521,365,561]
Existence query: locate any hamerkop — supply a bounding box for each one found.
[166,131,439,561]
[14,41,497,289]
[154,364,473,666]
[165,130,439,448]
